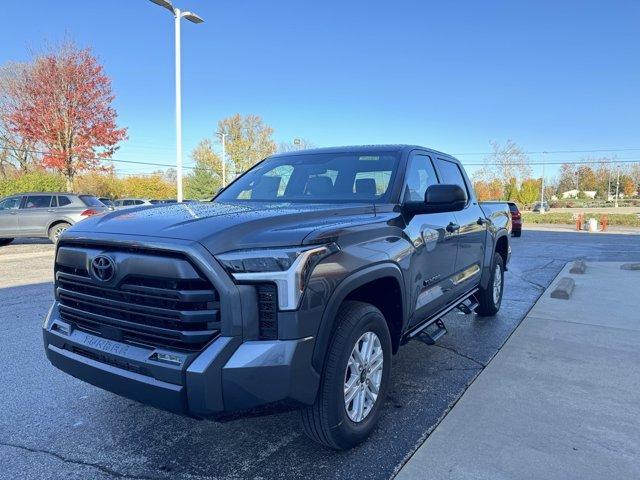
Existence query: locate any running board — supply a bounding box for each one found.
[404,288,479,341]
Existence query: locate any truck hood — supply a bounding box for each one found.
[70,201,376,254]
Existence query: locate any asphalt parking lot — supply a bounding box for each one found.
[2,231,640,480]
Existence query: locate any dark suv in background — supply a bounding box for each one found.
[0,192,107,244]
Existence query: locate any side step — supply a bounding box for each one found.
[415,319,447,345]
[456,298,479,315]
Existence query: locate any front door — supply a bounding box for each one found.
[434,158,486,296]
[0,196,21,237]
[402,152,459,326]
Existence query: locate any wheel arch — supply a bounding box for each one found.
[312,262,406,373]
[480,231,509,289]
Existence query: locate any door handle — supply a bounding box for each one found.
[446,222,460,233]
[47,209,56,212]
[9,211,18,215]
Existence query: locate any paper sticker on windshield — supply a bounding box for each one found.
[358,156,379,161]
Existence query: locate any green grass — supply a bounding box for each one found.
[522,212,640,227]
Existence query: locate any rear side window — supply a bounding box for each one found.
[79,195,103,207]
[23,195,53,208]
[435,159,469,199]
[57,196,72,207]
[123,200,134,206]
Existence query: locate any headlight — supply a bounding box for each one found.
[215,243,339,311]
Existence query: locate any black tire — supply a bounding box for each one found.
[476,252,505,316]
[48,222,71,243]
[301,301,392,450]
[0,238,14,246]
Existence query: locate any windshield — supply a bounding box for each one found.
[216,151,400,203]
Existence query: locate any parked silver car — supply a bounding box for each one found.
[112,198,153,209]
[0,192,108,245]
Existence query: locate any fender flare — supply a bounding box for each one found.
[311,262,406,372]
[480,230,509,289]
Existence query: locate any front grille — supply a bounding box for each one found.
[55,246,221,352]
[256,283,278,339]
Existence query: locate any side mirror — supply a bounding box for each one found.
[403,184,467,215]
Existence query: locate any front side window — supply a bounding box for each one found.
[435,159,469,198]
[0,197,20,210]
[216,151,401,203]
[23,196,53,209]
[403,154,439,202]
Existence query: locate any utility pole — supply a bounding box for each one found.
[149,0,203,202]
[615,167,620,208]
[216,131,228,187]
[540,152,546,214]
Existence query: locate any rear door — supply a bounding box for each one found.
[434,158,486,295]
[18,195,55,236]
[0,196,21,237]
[403,152,460,326]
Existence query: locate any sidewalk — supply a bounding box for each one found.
[395,262,640,480]
[525,223,640,235]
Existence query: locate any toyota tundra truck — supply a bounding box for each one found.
[43,145,510,449]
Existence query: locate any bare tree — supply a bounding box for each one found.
[0,63,39,175]
[481,140,532,184]
[278,138,315,153]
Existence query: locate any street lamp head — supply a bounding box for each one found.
[182,11,204,23]
[149,0,175,14]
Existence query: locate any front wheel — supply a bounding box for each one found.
[0,238,14,246]
[48,223,71,243]
[301,301,391,450]
[476,252,504,316]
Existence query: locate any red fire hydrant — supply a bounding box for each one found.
[600,215,608,232]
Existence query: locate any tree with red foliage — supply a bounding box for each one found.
[7,43,127,191]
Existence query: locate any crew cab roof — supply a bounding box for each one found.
[268,144,458,161]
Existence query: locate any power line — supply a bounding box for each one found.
[453,148,640,156]
[3,144,640,171]
[463,158,640,166]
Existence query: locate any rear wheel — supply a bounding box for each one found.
[48,222,71,243]
[0,238,14,246]
[476,252,504,316]
[301,301,391,450]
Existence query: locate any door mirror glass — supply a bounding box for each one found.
[404,184,467,215]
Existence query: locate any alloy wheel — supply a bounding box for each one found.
[344,331,384,423]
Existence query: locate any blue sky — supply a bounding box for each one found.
[1,0,639,178]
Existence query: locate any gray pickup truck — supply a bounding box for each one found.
[43,145,510,449]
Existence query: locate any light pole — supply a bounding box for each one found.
[149,0,203,202]
[216,131,228,187]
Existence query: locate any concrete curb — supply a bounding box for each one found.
[621,263,640,271]
[570,260,587,274]
[550,277,575,299]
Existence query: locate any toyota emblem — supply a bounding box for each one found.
[91,255,115,282]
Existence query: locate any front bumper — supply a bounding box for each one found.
[43,303,319,418]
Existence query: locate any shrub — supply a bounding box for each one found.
[0,171,66,196]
